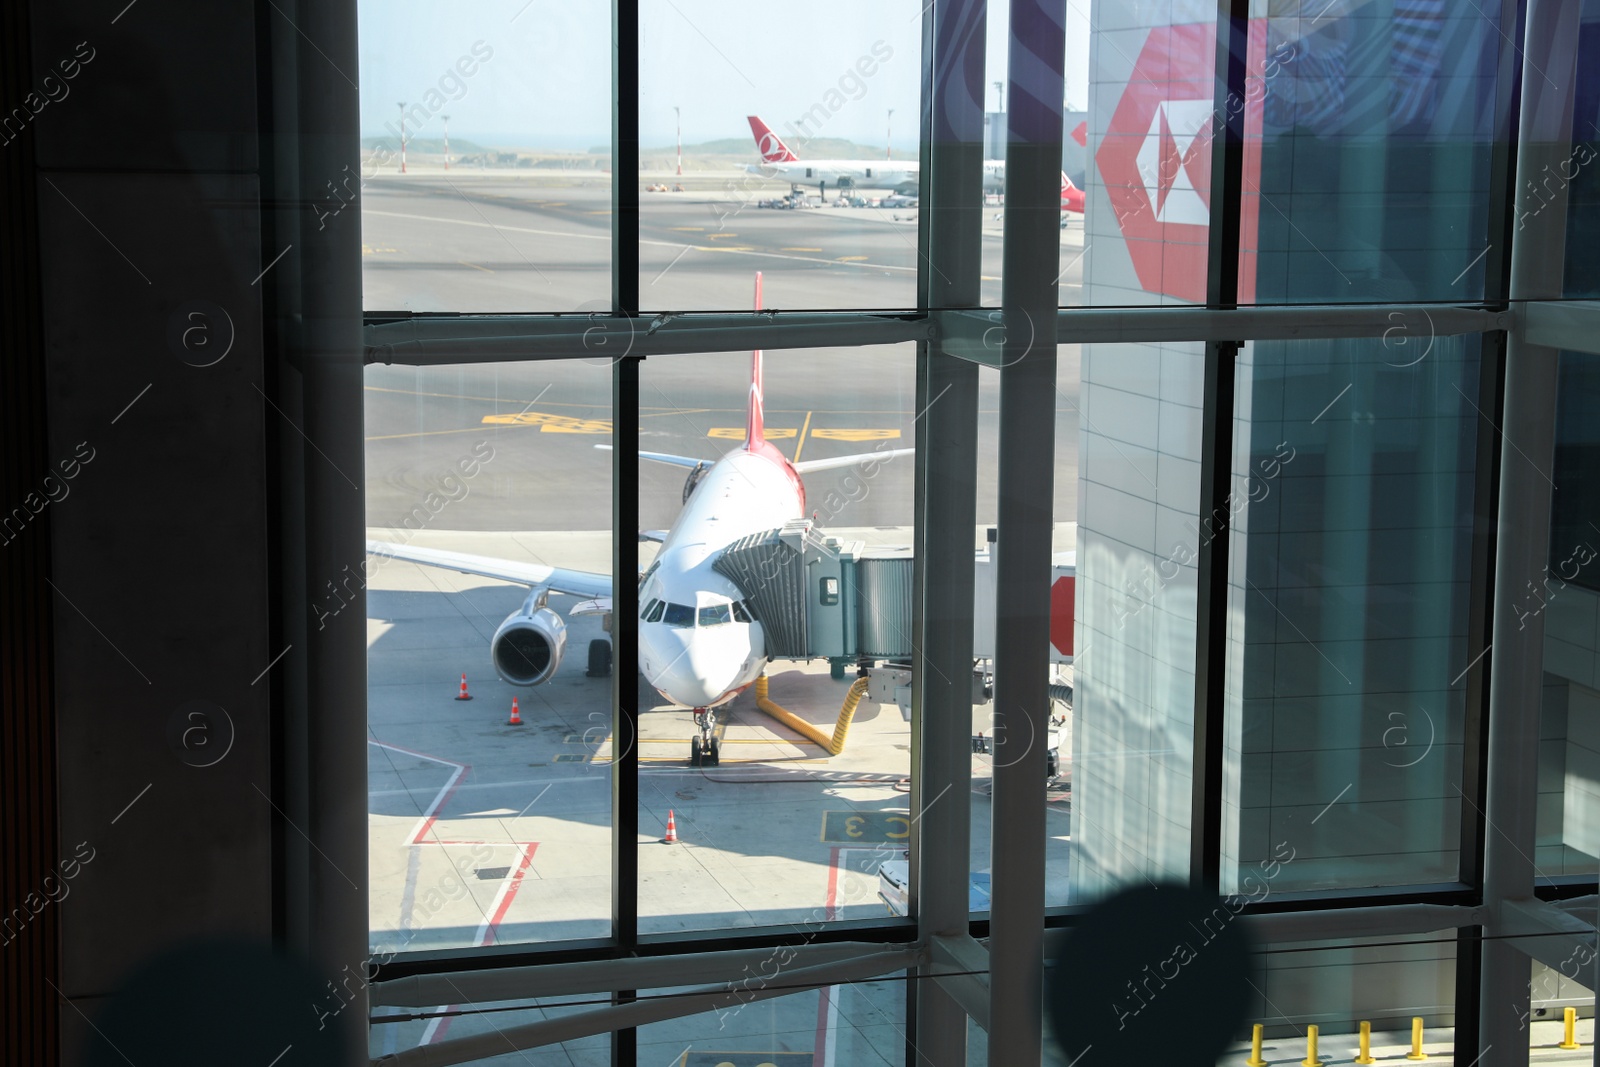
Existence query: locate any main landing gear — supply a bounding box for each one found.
[689,706,721,767]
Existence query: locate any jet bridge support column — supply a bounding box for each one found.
[911,0,987,1062]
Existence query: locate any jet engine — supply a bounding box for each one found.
[491,590,568,686]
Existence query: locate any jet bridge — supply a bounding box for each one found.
[711,520,1075,668]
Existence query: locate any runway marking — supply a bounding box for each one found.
[782,247,823,252]
[697,245,753,251]
[455,260,494,273]
[362,244,399,254]
[542,201,567,207]
[481,411,612,433]
[811,428,901,441]
[670,226,704,232]
[836,255,868,262]
[708,427,797,439]
[362,208,917,272]
[793,410,814,463]
[707,233,740,239]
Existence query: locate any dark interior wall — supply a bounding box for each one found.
[20,0,277,1057]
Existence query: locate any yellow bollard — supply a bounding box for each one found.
[1302,1024,1320,1067]
[1354,1021,1375,1065]
[1560,1006,1580,1050]
[1245,1024,1267,1067]
[1407,1016,1428,1060]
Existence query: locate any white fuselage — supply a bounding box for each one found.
[636,447,804,708]
[748,160,1008,194]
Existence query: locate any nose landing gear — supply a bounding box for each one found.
[689,706,720,766]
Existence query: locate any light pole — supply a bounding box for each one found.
[441,113,450,171]
[886,108,894,161]
[674,106,682,176]
[397,101,407,174]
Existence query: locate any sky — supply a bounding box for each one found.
[356,0,1091,151]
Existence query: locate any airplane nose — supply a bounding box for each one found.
[641,627,738,707]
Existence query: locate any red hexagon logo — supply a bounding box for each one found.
[1095,22,1262,304]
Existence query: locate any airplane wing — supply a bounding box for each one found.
[366,540,612,599]
[594,443,706,470]
[794,447,914,474]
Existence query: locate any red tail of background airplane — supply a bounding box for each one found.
[747,116,799,164]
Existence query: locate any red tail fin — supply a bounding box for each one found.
[747,116,799,163]
[746,272,765,452]
[1060,173,1085,214]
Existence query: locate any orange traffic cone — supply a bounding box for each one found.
[663,809,679,843]
[508,697,522,726]
[455,673,473,701]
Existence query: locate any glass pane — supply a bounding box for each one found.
[636,342,916,934]
[1223,335,1481,893]
[1066,341,1207,902]
[370,994,609,1061]
[638,0,922,310]
[366,359,613,952]
[638,977,908,1065]
[1228,933,1459,1062]
[1565,6,1600,297]
[1079,0,1220,307]
[1536,351,1600,878]
[358,0,612,312]
[1242,0,1505,304]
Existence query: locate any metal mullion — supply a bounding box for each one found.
[913,0,988,1060]
[612,0,639,1060]
[1189,0,1250,895]
[988,0,1065,1061]
[1189,340,1237,893]
[1205,0,1250,311]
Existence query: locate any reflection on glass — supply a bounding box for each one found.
[1564,10,1600,297]
[638,978,908,1064]
[358,0,612,311]
[365,359,614,952]
[1242,0,1503,303]
[1067,341,1206,902]
[636,344,915,933]
[1536,351,1600,878]
[639,0,921,310]
[1223,336,1480,893]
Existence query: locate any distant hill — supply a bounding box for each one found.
[360,136,487,154]
[595,137,916,161]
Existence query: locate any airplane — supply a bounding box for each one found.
[366,272,914,766]
[747,116,1084,213]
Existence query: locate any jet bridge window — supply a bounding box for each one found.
[698,603,733,627]
[662,602,695,628]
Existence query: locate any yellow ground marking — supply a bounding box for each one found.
[836,255,868,261]
[811,427,901,441]
[793,410,814,463]
[456,260,494,273]
[670,226,704,232]
[482,411,612,433]
[586,209,611,214]
[707,427,796,439]
[361,245,399,255]
[707,233,740,239]
[366,425,504,442]
[542,201,567,207]
[781,247,823,252]
[364,384,926,415]
[697,245,752,252]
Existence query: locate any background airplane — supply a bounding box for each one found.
[367,273,913,765]
[747,116,1084,212]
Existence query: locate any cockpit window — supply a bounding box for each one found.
[731,600,754,623]
[644,599,664,622]
[662,602,695,628]
[698,603,733,627]
[640,598,657,620]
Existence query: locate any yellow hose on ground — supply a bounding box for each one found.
[754,674,868,756]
